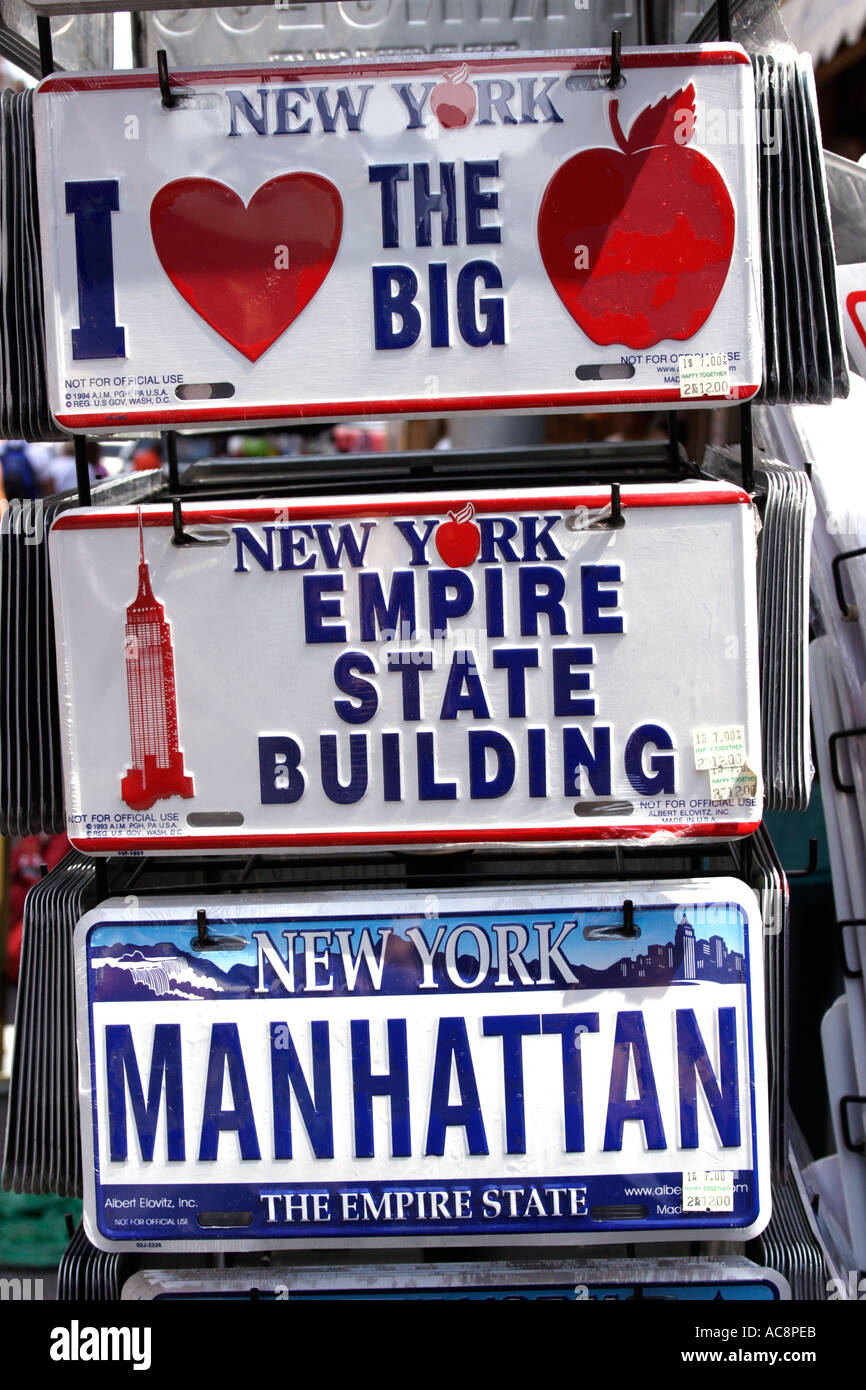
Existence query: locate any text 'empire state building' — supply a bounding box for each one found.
[121,514,194,811]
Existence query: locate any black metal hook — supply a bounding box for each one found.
[832,547,866,621]
[786,837,818,878]
[162,429,181,492]
[172,496,195,546]
[157,50,178,110]
[840,1095,866,1154]
[589,482,625,530]
[171,497,230,548]
[191,908,246,953]
[584,898,638,941]
[828,727,866,793]
[837,921,864,980]
[606,30,622,90]
[716,0,732,42]
[740,401,755,496]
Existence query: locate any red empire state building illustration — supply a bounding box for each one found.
[121,513,194,810]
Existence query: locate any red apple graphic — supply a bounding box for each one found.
[430,64,476,129]
[435,503,481,567]
[538,83,735,349]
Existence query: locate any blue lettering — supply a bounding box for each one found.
[66,180,126,360]
[542,1013,598,1152]
[563,725,612,796]
[386,650,432,720]
[603,1011,666,1151]
[677,1007,740,1148]
[271,1020,333,1159]
[227,87,269,135]
[320,732,368,803]
[106,1023,184,1162]
[303,573,347,644]
[468,729,515,797]
[519,566,568,636]
[413,162,457,246]
[259,735,305,805]
[425,1017,488,1156]
[552,646,595,717]
[233,524,275,573]
[309,84,373,133]
[369,163,409,248]
[333,652,379,725]
[351,1018,411,1157]
[440,651,490,720]
[372,265,421,349]
[417,730,457,800]
[457,260,505,346]
[581,564,623,634]
[482,1015,540,1153]
[492,647,538,717]
[625,723,676,796]
[199,1023,261,1161]
[359,569,416,641]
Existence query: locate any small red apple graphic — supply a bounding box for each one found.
[430,64,476,129]
[538,83,735,349]
[435,503,481,567]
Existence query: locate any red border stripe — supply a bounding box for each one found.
[54,385,760,433]
[38,47,750,95]
[70,820,761,854]
[51,485,750,529]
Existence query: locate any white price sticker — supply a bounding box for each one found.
[693,725,747,772]
[682,1170,734,1213]
[709,765,758,803]
[678,352,732,399]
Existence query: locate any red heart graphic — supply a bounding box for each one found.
[150,174,342,362]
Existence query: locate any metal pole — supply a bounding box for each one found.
[36,14,54,76]
[73,435,92,507]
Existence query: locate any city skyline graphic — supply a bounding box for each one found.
[86,906,748,1003]
[120,512,194,810]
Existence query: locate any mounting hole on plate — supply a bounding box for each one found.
[575,363,636,381]
[590,1204,648,1221]
[197,1211,254,1228]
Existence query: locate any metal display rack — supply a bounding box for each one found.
[2,0,849,1307]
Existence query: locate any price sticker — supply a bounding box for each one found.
[709,766,758,802]
[693,725,747,772]
[682,1170,734,1213]
[678,352,732,398]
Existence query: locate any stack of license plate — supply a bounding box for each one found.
[0,88,64,441]
[703,443,815,812]
[0,471,166,839]
[825,150,866,384]
[757,380,866,1272]
[750,49,849,405]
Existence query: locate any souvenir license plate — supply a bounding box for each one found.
[121,1258,789,1300]
[50,483,762,854]
[75,880,770,1251]
[35,47,760,432]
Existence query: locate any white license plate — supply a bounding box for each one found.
[35,47,761,432]
[121,1258,790,1300]
[75,880,770,1251]
[49,483,762,853]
